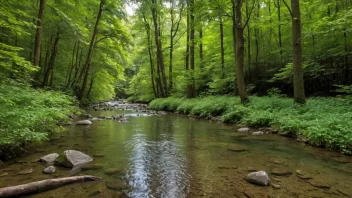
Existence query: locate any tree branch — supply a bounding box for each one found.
[282,0,293,17]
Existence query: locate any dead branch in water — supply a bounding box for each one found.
[0,175,101,197]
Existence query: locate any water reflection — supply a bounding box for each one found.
[125,132,189,198]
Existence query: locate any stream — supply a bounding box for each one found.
[0,101,351,198]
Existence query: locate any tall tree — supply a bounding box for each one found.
[232,0,250,103]
[168,0,184,91]
[286,0,306,103]
[188,0,196,98]
[151,0,168,97]
[78,0,105,101]
[33,0,46,67]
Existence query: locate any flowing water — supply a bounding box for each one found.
[0,104,352,198]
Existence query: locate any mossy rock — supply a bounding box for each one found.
[106,180,128,191]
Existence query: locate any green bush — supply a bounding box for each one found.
[0,83,77,156]
[149,96,352,154]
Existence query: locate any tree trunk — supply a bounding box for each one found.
[86,76,95,100]
[143,14,157,97]
[188,0,196,98]
[186,0,190,71]
[199,26,204,70]
[66,41,77,87]
[151,0,168,97]
[0,176,100,198]
[220,13,225,79]
[344,28,349,84]
[43,28,60,87]
[233,0,249,103]
[291,0,306,104]
[33,0,45,67]
[274,0,284,68]
[78,0,105,101]
[246,1,251,82]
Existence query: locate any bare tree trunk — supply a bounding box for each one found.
[0,176,100,198]
[220,12,225,79]
[78,0,105,101]
[233,0,249,103]
[66,41,77,87]
[199,26,204,70]
[274,0,284,68]
[246,1,251,82]
[344,27,349,84]
[43,28,60,87]
[86,75,95,100]
[143,14,157,97]
[186,0,190,71]
[151,0,168,97]
[290,0,306,104]
[33,0,45,67]
[188,0,196,98]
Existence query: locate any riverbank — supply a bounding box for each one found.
[148,96,352,154]
[0,83,78,160]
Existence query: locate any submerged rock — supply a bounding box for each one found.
[76,120,92,125]
[88,190,102,197]
[40,153,59,164]
[271,168,293,176]
[271,183,281,189]
[93,153,105,157]
[227,145,248,152]
[106,180,128,191]
[309,180,331,189]
[0,172,8,177]
[104,168,123,175]
[43,166,56,174]
[18,168,33,175]
[245,171,270,186]
[238,127,250,133]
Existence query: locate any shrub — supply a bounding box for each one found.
[0,83,77,157]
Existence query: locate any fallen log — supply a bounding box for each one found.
[0,175,101,198]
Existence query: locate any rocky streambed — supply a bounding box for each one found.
[0,101,351,198]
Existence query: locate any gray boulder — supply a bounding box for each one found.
[76,120,92,125]
[245,171,270,186]
[238,127,250,133]
[56,150,93,168]
[43,166,56,174]
[40,153,59,164]
[91,117,99,121]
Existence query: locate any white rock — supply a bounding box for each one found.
[238,127,250,133]
[245,171,270,186]
[76,120,92,125]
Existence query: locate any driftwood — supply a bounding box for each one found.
[0,175,101,198]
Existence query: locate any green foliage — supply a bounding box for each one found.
[149,96,352,154]
[0,82,77,155]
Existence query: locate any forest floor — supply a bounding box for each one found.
[148,96,352,154]
[0,83,78,160]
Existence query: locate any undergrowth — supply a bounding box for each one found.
[0,83,78,158]
[149,96,352,154]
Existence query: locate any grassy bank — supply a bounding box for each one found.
[0,83,78,159]
[149,96,352,154]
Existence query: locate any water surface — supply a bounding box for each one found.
[0,107,351,198]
